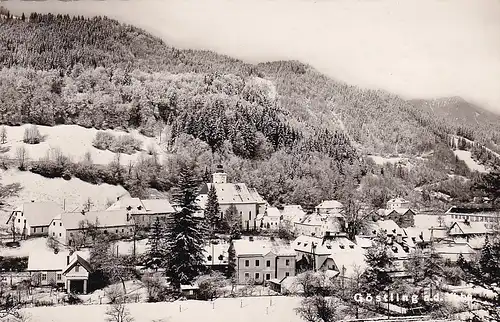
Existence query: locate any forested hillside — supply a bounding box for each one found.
[0,12,492,209]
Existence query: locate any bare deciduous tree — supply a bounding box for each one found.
[105,299,134,322]
[0,126,7,144]
[295,296,340,322]
[15,146,29,170]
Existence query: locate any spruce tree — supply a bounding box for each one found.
[145,217,166,271]
[164,160,207,290]
[204,184,220,237]
[361,232,394,294]
[224,204,241,240]
[0,126,7,144]
[226,240,236,280]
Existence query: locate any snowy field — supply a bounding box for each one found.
[22,296,303,322]
[367,155,406,165]
[0,124,163,166]
[0,237,53,257]
[453,150,488,173]
[0,168,129,215]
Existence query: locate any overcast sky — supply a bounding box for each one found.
[5,0,500,113]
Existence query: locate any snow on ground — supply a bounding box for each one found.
[367,155,406,165]
[0,168,129,213]
[115,239,149,256]
[453,150,488,173]
[0,124,163,166]
[0,237,51,257]
[23,296,303,322]
[413,214,453,229]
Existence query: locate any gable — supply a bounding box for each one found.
[62,255,92,275]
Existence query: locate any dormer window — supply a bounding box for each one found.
[349,245,354,249]
[297,242,301,245]
[207,255,212,261]
[339,245,345,249]
[126,206,132,211]
[392,246,398,253]
[218,255,224,261]
[326,245,331,249]
[137,206,142,210]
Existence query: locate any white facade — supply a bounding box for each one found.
[387,198,410,210]
[315,200,343,216]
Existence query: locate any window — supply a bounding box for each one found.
[33,228,37,233]
[285,259,290,266]
[17,219,20,223]
[244,273,250,279]
[59,223,62,226]
[255,260,260,267]
[266,260,271,267]
[52,232,55,236]
[59,233,61,237]
[122,229,125,233]
[255,273,260,280]
[266,273,271,280]
[116,229,118,233]
[24,219,26,223]
[285,272,290,277]
[70,232,73,237]
[42,274,47,281]
[75,265,80,273]
[57,274,62,280]
[245,260,249,267]
[249,211,252,221]
[53,222,55,226]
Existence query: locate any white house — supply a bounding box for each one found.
[49,209,135,246]
[257,207,281,230]
[281,205,307,226]
[106,196,176,226]
[233,238,296,284]
[315,200,343,216]
[6,201,63,238]
[27,250,92,294]
[387,198,410,210]
[445,206,500,229]
[196,165,267,231]
[295,213,343,238]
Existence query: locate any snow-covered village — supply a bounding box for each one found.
[1,2,500,322]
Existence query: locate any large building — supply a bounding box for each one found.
[196,165,267,231]
[233,238,296,284]
[106,196,176,226]
[445,206,500,229]
[315,200,343,216]
[49,209,135,246]
[294,213,343,238]
[6,201,63,238]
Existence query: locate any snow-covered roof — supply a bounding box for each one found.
[449,221,490,235]
[266,207,281,218]
[404,227,448,242]
[434,242,476,256]
[56,209,133,230]
[329,250,367,278]
[368,220,404,236]
[27,250,89,271]
[107,197,175,214]
[315,200,343,210]
[10,201,63,227]
[233,239,295,257]
[196,183,266,208]
[355,236,373,248]
[387,198,409,204]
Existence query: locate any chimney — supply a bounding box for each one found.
[396,233,403,243]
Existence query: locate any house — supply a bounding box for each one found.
[433,241,476,262]
[315,200,343,216]
[27,250,92,294]
[292,235,364,278]
[49,210,135,246]
[196,165,267,231]
[448,221,492,241]
[387,198,410,210]
[281,205,307,226]
[257,207,281,230]
[404,226,449,248]
[233,238,296,285]
[106,196,176,227]
[445,205,500,229]
[294,213,343,238]
[366,219,405,238]
[378,209,416,228]
[6,201,63,238]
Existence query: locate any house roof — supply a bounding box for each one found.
[355,236,373,248]
[266,207,281,218]
[233,239,295,257]
[197,183,266,207]
[27,250,89,271]
[404,227,448,243]
[107,197,175,214]
[56,209,133,230]
[449,221,490,235]
[368,220,404,236]
[329,250,367,278]
[434,242,476,255]
[10,201,63,227]
[281,205,306,223]
[315,200,343,210]
[388,198,410,204]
